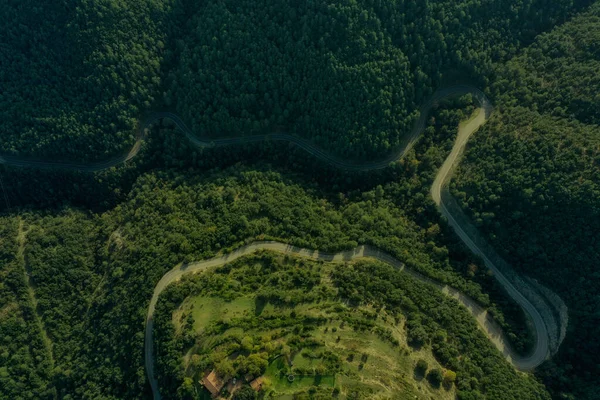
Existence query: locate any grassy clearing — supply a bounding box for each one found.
[265,357,335,393]
[169,253,457,399]
[177,294,454,399]
[173,295,254,333]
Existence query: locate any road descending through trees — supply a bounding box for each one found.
[1,85,481,172]
[0,85,566,399]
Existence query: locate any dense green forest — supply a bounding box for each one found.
[492,2,600,124]
[452,3,600,398]
[167,0,589,159]
[0,0,590,160]
[0,0,172,160]
[153,251,549,399]
[0,218,54,399]
[0,114,535,399]
[1,0,599,399]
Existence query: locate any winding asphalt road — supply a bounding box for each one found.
[0,85,564,398]
[430,102,550,369]
[0,85,481,172]
[145,242,528,400]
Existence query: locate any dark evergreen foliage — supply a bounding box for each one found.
[453,4,600,398]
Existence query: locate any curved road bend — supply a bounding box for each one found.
[430,102,549,370]
[0,85,562,396]
[0,85,481,172]
[145,242,533,400]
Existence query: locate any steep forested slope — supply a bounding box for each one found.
[1,1,598,399]
[1,0,588,160]
[452,3,600,398]
[0,98,544,398]
[0,218,54,399]
[493,2,600,124]
[0,0,172,160]
[2,152,532,398]
[167,0,587,159]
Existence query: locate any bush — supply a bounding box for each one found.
[416,359,428,374]
[427,368,443,387]
[444,370,457,386]
[233,385,257,400]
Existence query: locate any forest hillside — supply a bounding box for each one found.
[452,3,600,398]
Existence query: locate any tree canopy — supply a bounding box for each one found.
[452,4,600,398]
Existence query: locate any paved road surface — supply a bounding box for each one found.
[144,242,535,400]
[0,85,563,398]
[430,101,550,370]
[0,86,482,172]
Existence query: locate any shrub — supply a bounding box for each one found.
[443,370,457,386]
[416,359,428,374]
[427,368,443,387]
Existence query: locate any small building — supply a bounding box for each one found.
[250,376,265,391]
[201,370,225,398]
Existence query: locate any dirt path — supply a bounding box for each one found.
[17,219,55,371]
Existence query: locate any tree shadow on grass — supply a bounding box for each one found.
[254,296,266,316]
[413,368,425,382]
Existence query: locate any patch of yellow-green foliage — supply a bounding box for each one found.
[170,253,454,400]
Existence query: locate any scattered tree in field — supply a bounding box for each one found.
[416,359,429,375]
[427,368,444,388]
